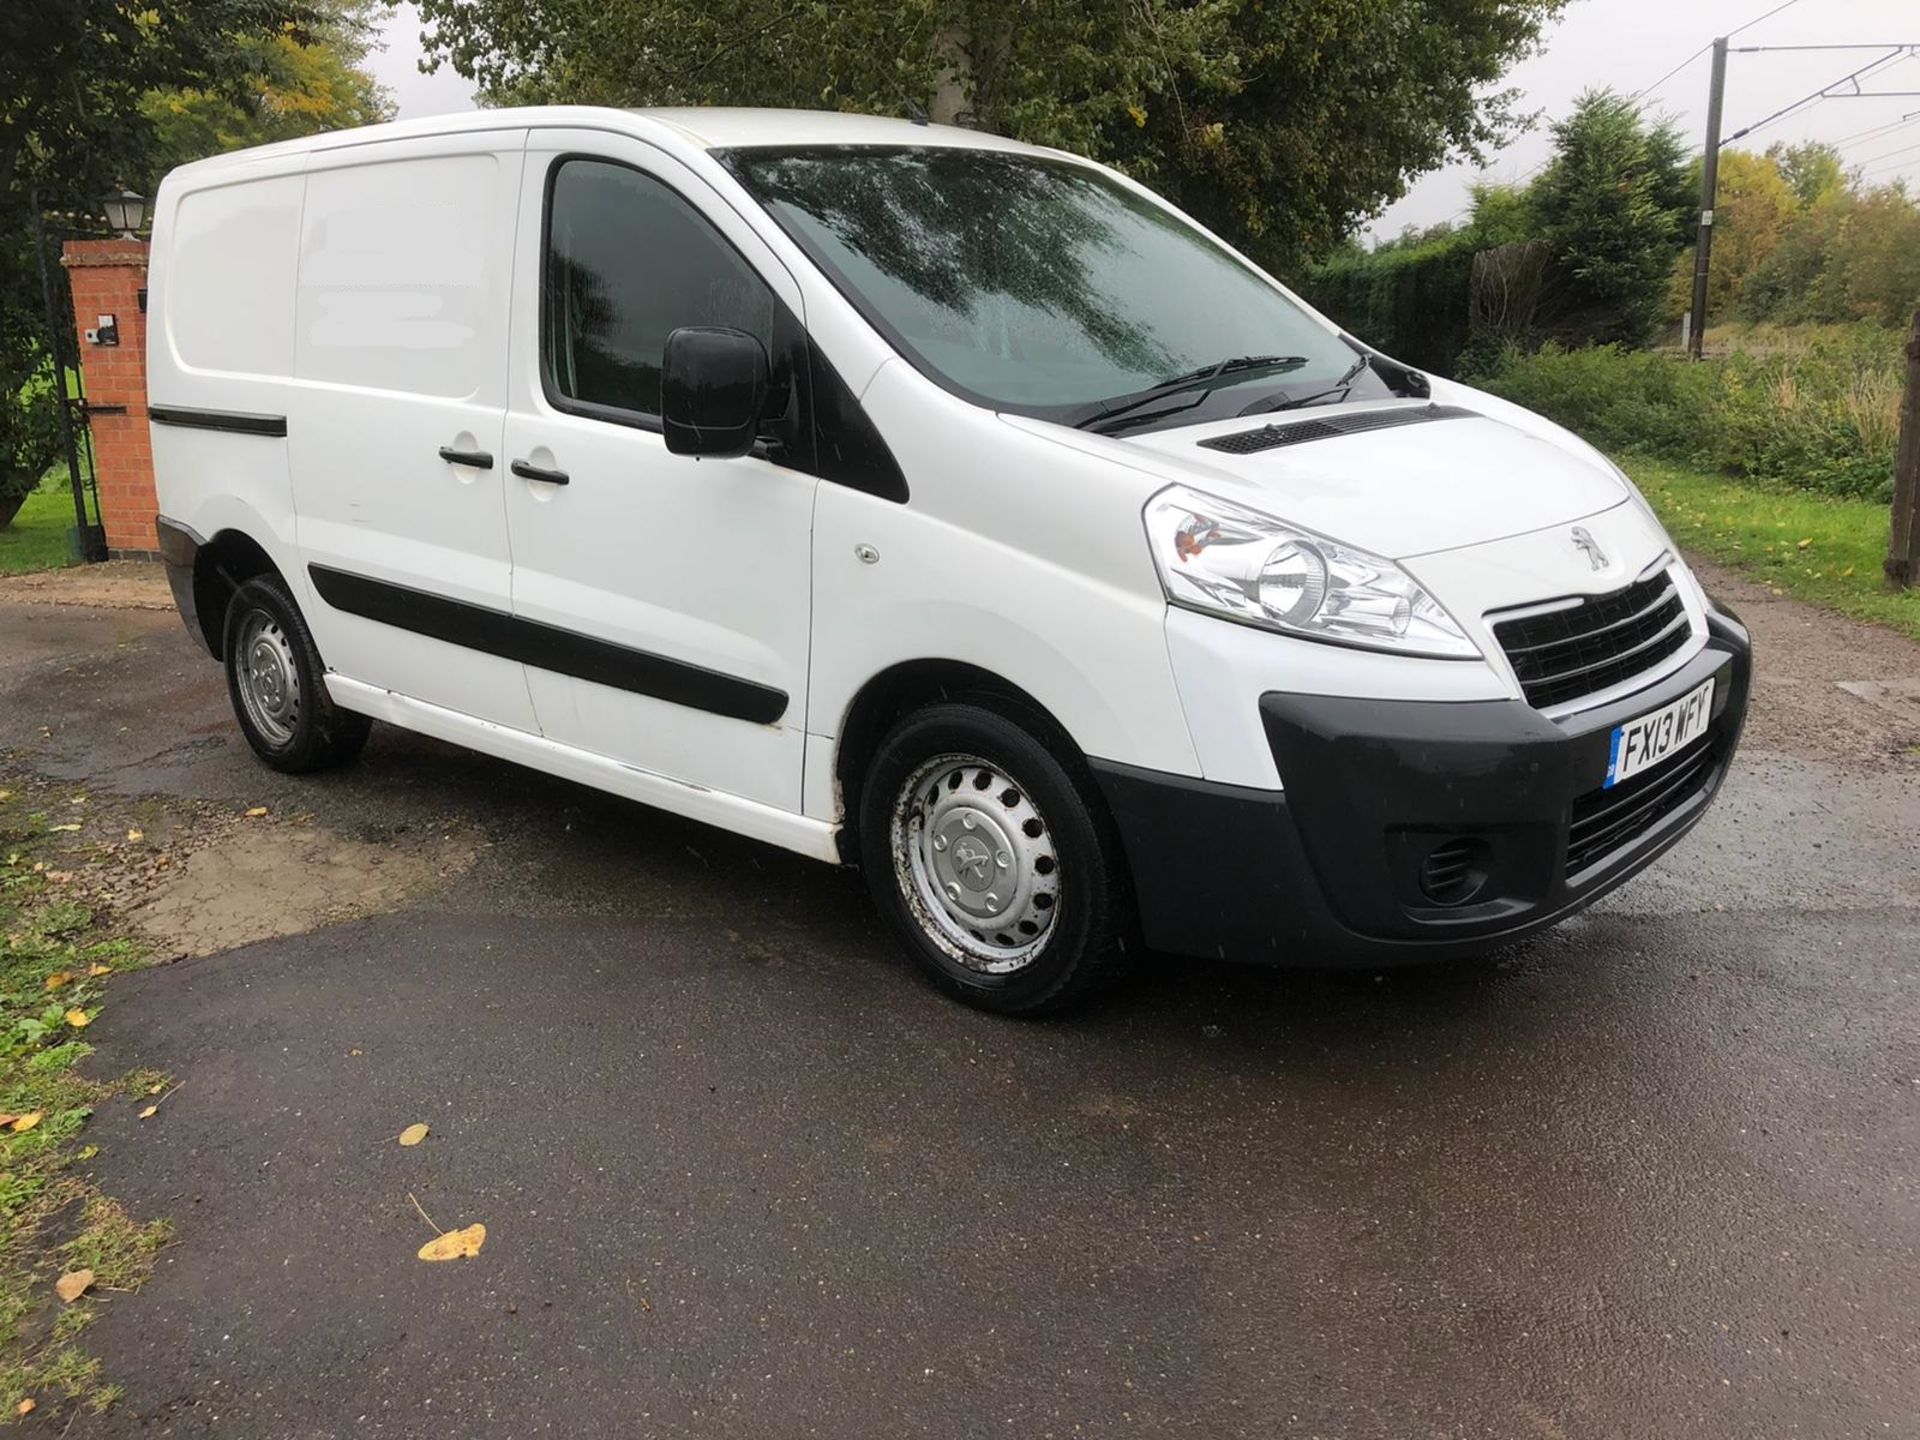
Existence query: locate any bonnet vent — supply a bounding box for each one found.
[1197,403,1478,456]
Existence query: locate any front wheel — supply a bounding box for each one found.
[859,702,1133,1015]
[223,573,371,773]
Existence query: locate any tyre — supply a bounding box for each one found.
[859,700,1133,1016]
[222,573,371,773]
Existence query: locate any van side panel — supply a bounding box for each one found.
[148,165,308,586]
[805,361,1201,824]
[286,133,537,731]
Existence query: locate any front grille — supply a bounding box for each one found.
[1196,404,1477,455]
[1491,571,1691,710]
[1565,741,1716,875]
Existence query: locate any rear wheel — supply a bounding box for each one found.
[859,702,1132,1015]
[222,574,370,773]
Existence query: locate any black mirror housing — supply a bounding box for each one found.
[661,326,770,458]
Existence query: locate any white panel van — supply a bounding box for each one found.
[148,107,1752,1014]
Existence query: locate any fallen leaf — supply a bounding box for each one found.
[244,807,269,818]
[0,1115,15,1128]
[54,1269,94,1303]
[16,1398,33,1416]
[138,1105,158,1120]
[398,1123,429,1147]
[48,823,81,833]
[0,789,11,801]
[1796,537,1812,549]
[87,964,112,978]
[69,797,86,807]
[46,871,73,885]
[11,1113,42,1133]
[127,828,144,842]
[44,972,72,991]
[146,1082,164,1095]
[65,1008,90,1029]
[418,1223,486,1262]
[349,1048,362,1057]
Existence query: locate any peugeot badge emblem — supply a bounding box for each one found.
[1570,525,1607,572]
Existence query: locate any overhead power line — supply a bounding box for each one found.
[1728,0,1804,38]
[1721,46,1920,147]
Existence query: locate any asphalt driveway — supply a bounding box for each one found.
[1,562,1916,1438]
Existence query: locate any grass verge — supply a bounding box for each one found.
[1620,455,1920,643]
[0,783,166,1421]
[0,482,80,577]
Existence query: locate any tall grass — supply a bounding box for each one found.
[1474,325,1904,502]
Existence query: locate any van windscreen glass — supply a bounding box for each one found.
[723,147,1363,425]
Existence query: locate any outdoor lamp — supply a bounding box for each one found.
[101,187,148,239]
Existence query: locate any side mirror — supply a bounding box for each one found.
[661,326,769,458]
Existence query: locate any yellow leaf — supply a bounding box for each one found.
[55,1269,94,1303]
[1126,103,1147,127]
[1843,565,1855,577]
[49,823,81,833]
[418,1223,486,1262]
[127,828,144,842]
[87,964,112,977]
[69,797,86,807]
[398,1123,429,1147]
[11,1113,42,1133]
[244,807,269,818]
[139,1105,158,1120]
[146,1082,164,1095]
[1796,537,1813,549]
[16,1398,33,1416]
[65,1008,91,1029]
[44,972,72,991]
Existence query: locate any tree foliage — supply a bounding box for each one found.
[141,3,394,173]
[1,0,387,485]
[1526,90,1690,346]
[413,0,1565,271]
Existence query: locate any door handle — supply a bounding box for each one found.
[510,459,570,486]
[438,446,494,469]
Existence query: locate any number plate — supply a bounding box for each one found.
[1605,678,1715,788]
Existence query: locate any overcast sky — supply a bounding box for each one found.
[369,0,1920,239]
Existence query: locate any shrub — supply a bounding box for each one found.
[1478,326,1904,503]
[1299,234,1477,375]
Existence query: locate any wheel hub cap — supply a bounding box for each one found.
[236,610,301,748]
[891,754,1060,975]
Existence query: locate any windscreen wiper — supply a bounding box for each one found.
[1071,355,1310,434]
[1236,354,1369,418]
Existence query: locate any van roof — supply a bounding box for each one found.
[159,105,1053,183]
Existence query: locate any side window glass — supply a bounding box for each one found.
[544,159,774,419]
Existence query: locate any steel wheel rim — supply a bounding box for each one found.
[235,608,301,748]
[889,752,1061,975]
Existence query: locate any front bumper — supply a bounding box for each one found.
[1092,607,1752,966]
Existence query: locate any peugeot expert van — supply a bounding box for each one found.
[148,107,1751,1014]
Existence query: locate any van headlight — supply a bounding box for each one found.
[1144,486,1479,659]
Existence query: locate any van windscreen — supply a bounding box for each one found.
[722,146,1362,426]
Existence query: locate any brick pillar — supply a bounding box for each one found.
[62,239,156,558]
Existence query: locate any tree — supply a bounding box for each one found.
[1770,140,1847,208]
[141,3,394,172]
[1664,148,1797,325]
[1528,89,1690,346]
[0,0,383,502]
[412,0,1565,271]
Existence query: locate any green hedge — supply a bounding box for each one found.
[1477,330,1903,502]
[1299,236,1476,375]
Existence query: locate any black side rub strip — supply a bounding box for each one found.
[307,566,787,725]
[148,406,289,437]
[1198,403,1476,456]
